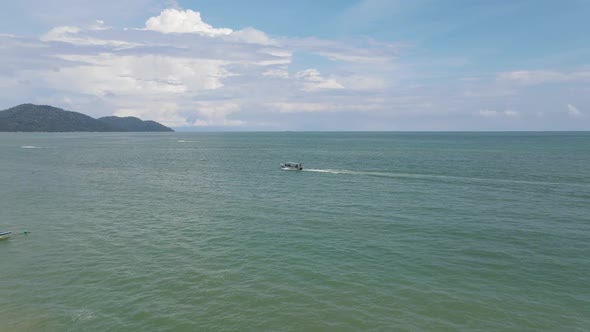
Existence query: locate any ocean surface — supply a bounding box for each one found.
[1,132,589,331]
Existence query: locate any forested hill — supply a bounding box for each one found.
[0,104,174,132]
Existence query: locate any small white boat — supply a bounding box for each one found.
[0,231,11,240]
[280,162,303,171]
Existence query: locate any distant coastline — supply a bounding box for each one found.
[0,104,174,132]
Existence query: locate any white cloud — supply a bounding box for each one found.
[89,20,110,31]
[503,110,519,117]
[44,53,230,96]
[112,100,244,127]
[497,70,590,85]
[295,69,344,91]
[144,9,278,46]
[478,110,499,117]
[4,6,590,130]
[270,101,384,113]
[41,26,80,40]
[316,51,391,64]
[144,9,232,36]
[6,10,298,127]
[337,75,386,91]
[193,101,244,126]
[262,68,289,78]
[114,103,189,127]
[41,25,138,48]
[272,102,336,113]
[287,37,398,65]
[477,110,520,118]
[225,27,277,45]
[259,48,291,58]
[567,104,583,117]
[497,70,567,85]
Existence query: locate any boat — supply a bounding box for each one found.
[0,231,11,240]
[280,162,303,171]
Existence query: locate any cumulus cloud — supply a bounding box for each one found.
[144,9,279,46]
[567,104,583,117]
[145,9,233,36]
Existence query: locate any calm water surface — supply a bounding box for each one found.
[1,132,589,331]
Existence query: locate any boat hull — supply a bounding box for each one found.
[280,163,303,171]
[280,167,302,171]
[0,232,11,240]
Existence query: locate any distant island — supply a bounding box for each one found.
[0,104,174,132]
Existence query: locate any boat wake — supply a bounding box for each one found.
[304,169,362,175]
[304,169,426,179]
[303,169,586,187]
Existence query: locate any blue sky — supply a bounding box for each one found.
[1,0,589,130]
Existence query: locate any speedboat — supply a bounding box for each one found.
[0,231,11,240]
[280,162,303,171]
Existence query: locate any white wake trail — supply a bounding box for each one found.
[302,168,585,187]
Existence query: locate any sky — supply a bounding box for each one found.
[0,0,589,130]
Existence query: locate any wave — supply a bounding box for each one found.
[177,140,197,143]
[303,168,586,187]
[20,145,41,149]
[70,308,96,322]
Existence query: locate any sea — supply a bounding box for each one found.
[0,132,589,331]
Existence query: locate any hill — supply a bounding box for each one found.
[0,104,174,132]
[98,116,173,132]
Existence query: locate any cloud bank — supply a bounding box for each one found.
[1,6,589,130]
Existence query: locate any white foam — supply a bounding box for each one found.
[303,168,581,187]
[20,145,41,149]
[304,169,401,177]
[304,169,356,174]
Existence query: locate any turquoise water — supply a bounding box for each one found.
[1,132,589,331]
